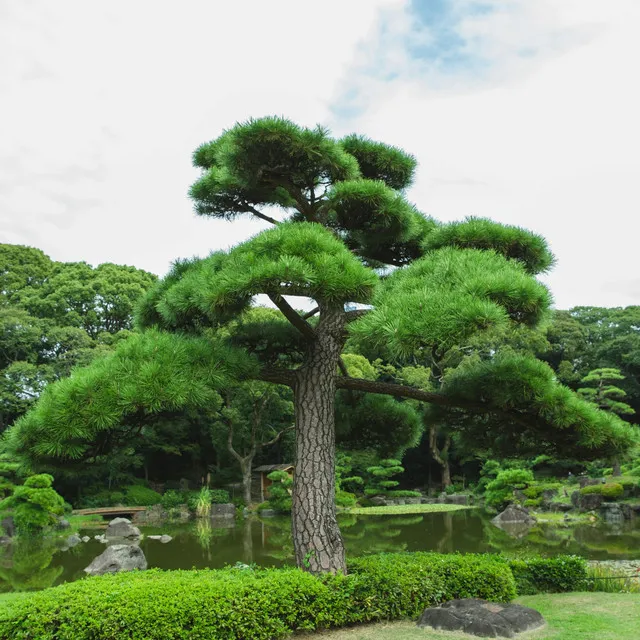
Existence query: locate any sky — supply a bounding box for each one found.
[1,0,638,310]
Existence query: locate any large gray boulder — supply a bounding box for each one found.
[417,599,545,638]
[105,517,141,539]
[492,504,536,526]
[84,544,147,576]
[571,491,603,512]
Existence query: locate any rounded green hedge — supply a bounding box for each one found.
[0,553,516,639]
[580,483,624,499]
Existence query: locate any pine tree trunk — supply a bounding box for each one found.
[292,305,346,575]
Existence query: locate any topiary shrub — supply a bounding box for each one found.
[508,556,587,595]
[160,489,184,510]
[0,553,517,639]
[484,469,534,510]
[336,490,357,508]
[580,483,624,500]
[0,474,65,534]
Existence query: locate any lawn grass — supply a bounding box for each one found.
[346,504,472,516]
[66,513,105,529]
[306,593,640,639]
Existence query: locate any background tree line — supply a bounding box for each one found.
[2,260,638,498]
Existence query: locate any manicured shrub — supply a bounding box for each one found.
[508,555,587,595]
[123,484,162,506]
[522,482,562,500]
[485,469,534,510]
[0,474,65,533]
[0,553,517,639]
[160,489,184,510]
[580,483,624,500]
[336,490,357,508]
[348,553,517,614]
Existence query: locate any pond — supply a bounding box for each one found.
[1,510,639,593]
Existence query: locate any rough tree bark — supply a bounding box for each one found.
[429,427,452,489]
[292,304,346,574]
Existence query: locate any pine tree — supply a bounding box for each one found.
[7,117,637,574]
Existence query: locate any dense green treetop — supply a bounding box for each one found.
[0,244,157,432]
[5,117,638,574]
[8,116,637,469]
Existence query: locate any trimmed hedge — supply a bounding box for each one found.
[0,553,516,639]
[580,483,624,499]
[508,555,587,595]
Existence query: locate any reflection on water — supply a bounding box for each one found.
[1,510,639,593]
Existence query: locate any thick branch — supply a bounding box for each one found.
[255,369,534,430]
[257,368,297,387]
[302,306,320,320]
[245,204,279,225]
[269,294,316,341]
[227,421,246,465]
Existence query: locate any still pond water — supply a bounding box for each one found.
[1,510,639,593]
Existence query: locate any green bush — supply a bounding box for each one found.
[79,491,126,508]
[0,474,65,533]
[160,490,184,510]
[336,490,357,508]
[123,485,162,506]
[348,553,517,614]
[0,553,516,639]
[522,482,562,500]
[508,556,587,595]
[580,483,624,500]
[485,469,534,510]
[387,490,422,498]
[210,489,231,504]
[524,498,542,508]
[265,471,292,513]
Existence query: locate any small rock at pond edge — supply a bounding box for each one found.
[160,534,172,543]
[81,536,90,542]
[66,534,82,548]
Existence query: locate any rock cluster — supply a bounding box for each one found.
[417,598,545,638]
